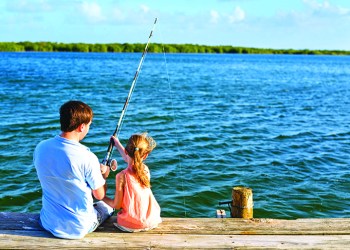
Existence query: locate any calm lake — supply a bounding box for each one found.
[0,52,349,218]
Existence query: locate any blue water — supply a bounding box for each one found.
[0,52,349,219]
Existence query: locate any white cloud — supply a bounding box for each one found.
[140,4,150,13]
[210,10,220,23]
[80,2,105,23]
[228,6,245,23]
[303,0,350,16]
[6,0,52,12]
[111,7,124,21]
[303,0,329,9]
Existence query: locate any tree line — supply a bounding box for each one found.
[0,41,349,56]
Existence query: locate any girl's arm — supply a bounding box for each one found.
[111,136,128,163]
[102,172,124,209]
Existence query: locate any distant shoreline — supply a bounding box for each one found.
[1,41,349,55]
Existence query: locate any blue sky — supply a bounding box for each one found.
[1,0,350,50]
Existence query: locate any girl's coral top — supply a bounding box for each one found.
[116,166,162,231]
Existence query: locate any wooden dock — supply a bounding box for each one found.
[1,212,349,249]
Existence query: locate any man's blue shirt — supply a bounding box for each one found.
[34,135,105,239]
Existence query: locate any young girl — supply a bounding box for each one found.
[103,132,162,232]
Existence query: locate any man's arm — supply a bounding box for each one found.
[103,173,124,209]
[92,164,110,200]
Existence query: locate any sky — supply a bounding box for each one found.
[1,0,350,50]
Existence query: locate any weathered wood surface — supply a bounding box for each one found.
[231,186,253,218]
[1,212,350,249]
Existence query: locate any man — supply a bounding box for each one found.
[34,100,114,239]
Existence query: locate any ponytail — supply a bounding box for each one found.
[125,133,156,188]
[133,147,150,187]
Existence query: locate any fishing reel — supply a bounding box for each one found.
[101,158,118,172]
[107,158,118,172]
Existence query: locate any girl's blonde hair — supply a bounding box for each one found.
[125,132,156,188]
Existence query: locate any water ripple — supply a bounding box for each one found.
[1,53,350,218]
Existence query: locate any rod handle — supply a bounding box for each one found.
[102,138,114,165]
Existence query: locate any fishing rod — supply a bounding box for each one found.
[102,18,158,171]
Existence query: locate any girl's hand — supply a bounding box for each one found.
[111,136,128,163]
[111,136,119,146]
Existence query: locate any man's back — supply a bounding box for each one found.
[34,135,105,239]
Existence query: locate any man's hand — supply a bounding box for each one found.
[100,163,110,179]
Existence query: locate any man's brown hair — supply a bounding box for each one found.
[59,100,93,132]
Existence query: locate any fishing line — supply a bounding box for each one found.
[102,18,157,168]
[158,22,188,218]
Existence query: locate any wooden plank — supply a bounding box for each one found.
[1,231,350,249]
[0,212,41,231]
[1,213,350,249]
[1,212,350,235]
[102,217,350,235]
